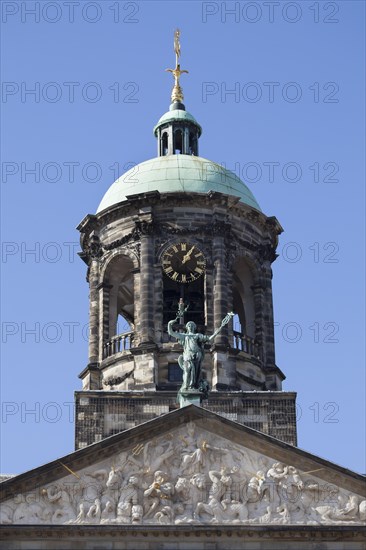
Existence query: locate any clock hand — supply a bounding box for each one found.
[181,246,195,264]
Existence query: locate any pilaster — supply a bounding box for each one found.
[252,282,266,364]
[88,258,100,365]
[213,235,228,347]
[138,233,155,345]
[262,261,276,369]
[97,282,113,363]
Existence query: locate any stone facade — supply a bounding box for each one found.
[1,407,365,549]
[76,189,295,447]
[74,390,297,449]
[2,525,365,550]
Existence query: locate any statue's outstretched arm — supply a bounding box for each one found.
[208,325,223,342]
[208,312,235,342]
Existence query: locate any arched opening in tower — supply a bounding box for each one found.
[116,314,132,340]
[102,254,135,356]
[232,258,256,347]
[173,128,183,154]
[189,131,198,155]
[161,132,168,156]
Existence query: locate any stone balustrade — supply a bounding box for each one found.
[232,330,260,359]
[103,330,260,361]
[103,331,134,359]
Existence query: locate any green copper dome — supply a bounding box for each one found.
[96,155,261,214]
[153,109,202,136]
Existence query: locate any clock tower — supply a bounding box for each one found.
[75,34,297,450]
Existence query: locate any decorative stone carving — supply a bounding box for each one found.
[102,224,144,258]
[255,242,278,263]
[1,424,365,526]
[103,370,134,387]
[102,231,135,252]
[116,475,141,524]
[87,234,103,260]
[43,485,75,524]
[134,220,157,236]
[127,240,141,260]
[158,221,232,239]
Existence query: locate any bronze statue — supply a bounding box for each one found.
[167,303,234,395]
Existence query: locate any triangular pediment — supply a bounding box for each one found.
[1,406,365,526]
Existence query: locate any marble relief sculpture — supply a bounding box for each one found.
[1,423,365,526]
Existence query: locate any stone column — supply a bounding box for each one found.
[211,234,236,390]
[252,282,266,364]
[88,258,100,365]
[213,235,229,347]
[138,230,155,346]
[252,263,276,368]
[132,266,141,343]
[97,282,113,362]
[167,126,174,155]
[263,262,276,368]
[204,265,214,334]
[108,284,119,339]
[226,268,234,344]
[153,262,164,343]
[131,221,157,389]
[183,127,190,154]
[157,128,161,156]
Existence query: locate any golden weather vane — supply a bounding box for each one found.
[165,28,188,104]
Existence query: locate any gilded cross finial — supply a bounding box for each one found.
[166,28,188,104]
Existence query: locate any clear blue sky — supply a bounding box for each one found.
[1,1,365,475]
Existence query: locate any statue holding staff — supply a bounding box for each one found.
[167,303,234,393]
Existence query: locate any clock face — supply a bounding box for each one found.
[162,242,206,283]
